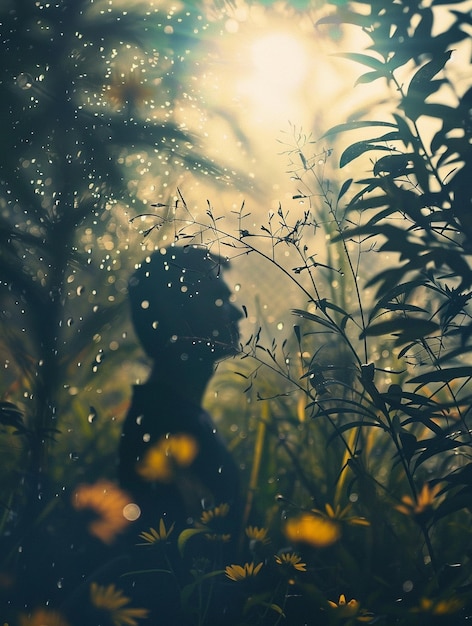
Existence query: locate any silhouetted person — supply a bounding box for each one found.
[118,244,242,536]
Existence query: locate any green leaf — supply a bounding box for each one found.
[292,309,337,332]
[336,178,353,206]
[321,120,397,139]
[433,488,472,522]
[369,279,427,321]
[180,570,225,608]
[373,153,411,176]
[355,71,386,86]
[360,318,439,342]
[409,367,472,387]
[392,113,415,149]
[177,528,208,556]
[407,51,453,98]
[332,52,386,71]
[340,142,392,168]
[327,421,384,446]
[413,437,463,471]
[316,298,352,319]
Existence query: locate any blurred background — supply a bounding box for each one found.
[0,0,355,498]
[2,0,469,539]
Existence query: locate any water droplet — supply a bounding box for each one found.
[87,407,97,423]
[123,503,141,521]
[67,317,74,327]
[69,452,79,461]
[16,73,33,89]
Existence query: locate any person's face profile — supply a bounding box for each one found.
[179,272,242,356]
[130,247,242,361]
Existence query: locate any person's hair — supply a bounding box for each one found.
[128,245,229,358]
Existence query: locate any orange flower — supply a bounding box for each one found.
[18,608,70,626]
[72,480,135,543]
[90,582,148,626]
[137,433,199,482]
[396,483,442,517]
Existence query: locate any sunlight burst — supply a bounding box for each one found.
[239,32,310,122]
[251,33,308,89]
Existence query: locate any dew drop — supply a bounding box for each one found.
[16,73,33,89]
[123,503,141,521]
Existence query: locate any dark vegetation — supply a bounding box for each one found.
[1,0,471,624]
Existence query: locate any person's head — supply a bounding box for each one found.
[129,245,242,364]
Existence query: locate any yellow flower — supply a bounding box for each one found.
[137,433,199,483]
[198,503,232,541]
[324,503,370,527]
[200,503,230,525]
[284,512,341,548]
[18,608,70,626]
[328,594,373,622]
[274,552,307,572]
[72,480,134,544]
[90,582,149,626]
[328,594,360,615]
[396,483,442,517]
[138,518,175,544]
[414,595,464,615]
[225,561,263,582]
[246,525,270,546]
[284,503,369,549]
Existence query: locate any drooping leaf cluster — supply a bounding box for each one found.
[318,0,472,350]
[309,0,472,543]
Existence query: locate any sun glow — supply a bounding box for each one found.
[252,33,308,89]
[239,32,310,122]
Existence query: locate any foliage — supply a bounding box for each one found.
[2,0,472,624]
